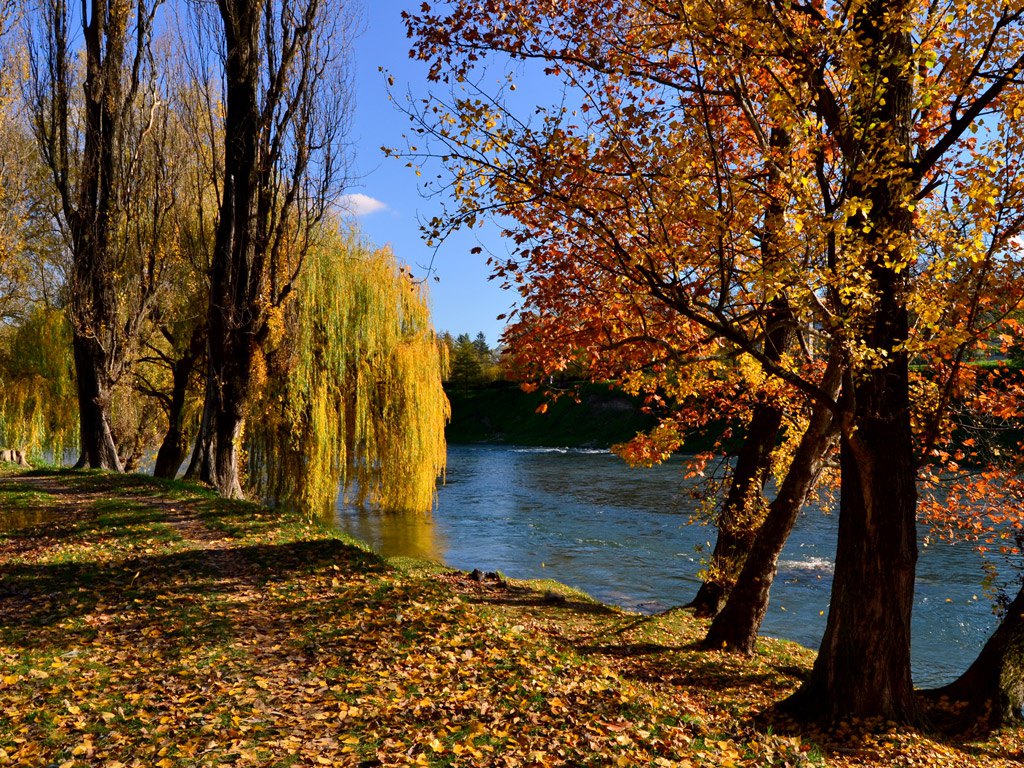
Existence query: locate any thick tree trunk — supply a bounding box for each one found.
[192,355,247,498]
[784,380,918,722]
[191,0,261,498]
[72,334,123,471]
[153,327,205,479]
[195,398,245,499]
[687,399,784,616]
[702,354,842,652]
[779,0,920,725]
[924,585,1024,732]
[64,0,130,474]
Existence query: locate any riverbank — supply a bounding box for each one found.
[445,382,658,447]
[0,468,1021,766]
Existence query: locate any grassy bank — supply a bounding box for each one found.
[0,468,1021,766]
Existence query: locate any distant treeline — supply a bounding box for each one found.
[445,381,655,447]
[438,332,505,388]
[439,332,660,448]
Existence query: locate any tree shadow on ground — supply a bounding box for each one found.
[452,572,621,618]
[0,538,388,640]
[581,638,805,696]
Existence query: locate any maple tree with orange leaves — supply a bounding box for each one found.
[402,0,1024,727]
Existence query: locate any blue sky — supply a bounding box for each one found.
[343,2,512,344]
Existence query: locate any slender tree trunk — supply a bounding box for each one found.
[153,327,205,479]
[183,388,212,480]
[702,353,842,652]
[923,585,1024,732]
[72,334,123,471]
[688,127,794,616]
[687,398,784,616]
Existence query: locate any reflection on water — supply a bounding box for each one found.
[334,444,1017,688]
[0,507,61,531]
[337,506,445,563]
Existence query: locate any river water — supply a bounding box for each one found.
[335,444,1017,688]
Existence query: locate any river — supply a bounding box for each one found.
[335,444,1017,689]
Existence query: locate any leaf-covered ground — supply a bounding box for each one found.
[0,469,1021,766]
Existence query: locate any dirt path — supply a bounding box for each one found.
[0,470,255,579]
[0,472,112,515]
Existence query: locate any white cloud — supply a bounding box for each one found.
[339,193,389,217]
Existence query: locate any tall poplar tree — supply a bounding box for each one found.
[188,0,352,497]
[26,0,167,470]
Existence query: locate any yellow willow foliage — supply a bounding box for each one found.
[249,232,449,518]
[0,308,78,461]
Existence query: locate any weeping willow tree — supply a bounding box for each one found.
[0,307,78,461]
[248,231,449,518]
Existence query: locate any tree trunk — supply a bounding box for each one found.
[191,0,261,498]
[783,380,918,722]
[687,398,784,616]
[72,334,123,471]
[153,326,205,479]
[183,388,211,481]
[64,0,131,473]
[702,353,842,652]
[196,397,245,498]
[778,0,920,725]
[924,585,1024,732]
[191,352,247,498]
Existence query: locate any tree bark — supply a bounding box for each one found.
[191,0,261,498]
[72,334,123,472]
[687,397,784,616]
[702,352,842,652]
[196,394,246,498]
[64,0,129,472]
[923,585,1024,732]
[688,127,795,617]
[183,389,211,480]
[192,359,247,498]
[153,326,206,479]
[192,0,341,498]
[784,378,918,722]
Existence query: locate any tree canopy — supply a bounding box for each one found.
[249,231,449,517]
